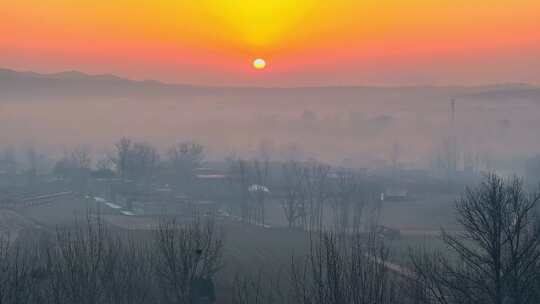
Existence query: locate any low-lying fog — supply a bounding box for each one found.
[1,69,539,173]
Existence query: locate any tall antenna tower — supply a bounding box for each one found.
[451,99,456,127]
[449,99,458,174]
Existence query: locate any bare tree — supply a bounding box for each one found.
[152,217,223,304]
[54,147,92,194]
[38,213,157,304]
[228,159,252,224]
[281,161,307,229]
[70,147,92,171]
[3,147,17,187]
[112,137,132,184]
[290,231,402,304]
[0,212,225,304]
[232,269,286,304]
[0,236,42,304]
[303,161,331,231]
[96,154,114,172]
[330,170,365,233]
[131,142,160,186]
[45,215,111,304]
[68,147,93,194]
[280,161,331,230]
[25,146,42,187]
[410,174,540,304]
[100,235,153,304]
[168,142,205,190]
[111,138,159,186]
[232,272,268,304]
[252,159,270,226]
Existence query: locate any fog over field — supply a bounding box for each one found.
[2,68,539,172]
[2,67,540,304]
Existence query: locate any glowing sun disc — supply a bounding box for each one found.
[253,58,267,70]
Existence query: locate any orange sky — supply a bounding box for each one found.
[1,0,539,86]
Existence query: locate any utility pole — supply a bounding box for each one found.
[449,99,458,176]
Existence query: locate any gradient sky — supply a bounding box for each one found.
[1,0,539,86]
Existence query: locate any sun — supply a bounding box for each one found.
[253,58,267,70]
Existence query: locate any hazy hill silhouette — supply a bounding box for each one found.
[1,67,539,102]
[0,68,199,101]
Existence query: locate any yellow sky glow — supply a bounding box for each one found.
[1,0,539,85]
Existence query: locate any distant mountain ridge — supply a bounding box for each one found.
[0,67,539,102]
[0,67,200,101]
[0,68,176,86]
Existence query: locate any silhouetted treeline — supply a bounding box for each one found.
[229,174,540,304]
[3,137,540,304]
[0,215,222,304]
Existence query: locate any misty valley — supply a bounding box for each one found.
[0,70,540,304]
